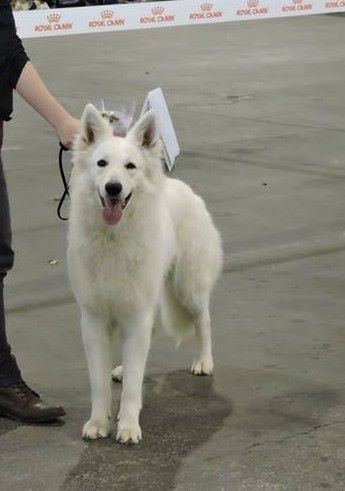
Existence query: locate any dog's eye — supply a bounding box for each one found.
[125,162,136,170]
[97,159,108,167]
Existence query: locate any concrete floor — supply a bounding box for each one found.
[1,13,345,491]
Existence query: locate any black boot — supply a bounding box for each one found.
[0,381,65,423]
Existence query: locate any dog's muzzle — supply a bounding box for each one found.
[100,193,132,209]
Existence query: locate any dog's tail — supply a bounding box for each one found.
[159,285,195,346]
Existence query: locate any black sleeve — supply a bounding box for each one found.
[0,5,30,121]
[7,35,30,89]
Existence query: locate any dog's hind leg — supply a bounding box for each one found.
[116,312,153,444]
[191,306,214,376]
[81,309,112,439]
[112,365,123,383]
[111,319,164,383]
[111,328,123,383]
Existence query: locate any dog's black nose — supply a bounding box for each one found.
[105,181,123,197]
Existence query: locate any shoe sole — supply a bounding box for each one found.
[0,409,65,424]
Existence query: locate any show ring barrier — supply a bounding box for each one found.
[14,0,345,39]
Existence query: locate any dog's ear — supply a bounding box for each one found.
[129,110,159,149]
[79,103,110,148]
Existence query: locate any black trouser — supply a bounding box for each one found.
[0,122,22,386]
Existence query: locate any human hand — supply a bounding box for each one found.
[55,115,80,150]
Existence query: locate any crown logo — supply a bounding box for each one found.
[247,0,259,7]
[101,10,113,19]
[201,2,213,11]
[47,13,61,23]
[152,6,164,15]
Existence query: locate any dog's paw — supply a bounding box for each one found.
[116,420,142,445]
[111,365,123,383]
[191,356,214,376]
[82,419,111,440]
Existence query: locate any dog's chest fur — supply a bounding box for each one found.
[68,200,174,318]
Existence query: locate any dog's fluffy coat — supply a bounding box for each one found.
[68,104,222,443]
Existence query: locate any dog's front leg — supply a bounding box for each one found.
[81,309,112,439]
[117,313,153,444]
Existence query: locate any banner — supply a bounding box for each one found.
[14,0,345,39]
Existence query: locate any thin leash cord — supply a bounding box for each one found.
[57,143,70,221]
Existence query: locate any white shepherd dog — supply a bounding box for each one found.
[68,104,223,444]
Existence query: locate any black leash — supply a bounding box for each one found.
[57,143,70,221]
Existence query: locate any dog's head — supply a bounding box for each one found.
[73,104,162,226]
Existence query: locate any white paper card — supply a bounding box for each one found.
[140,88,180,172]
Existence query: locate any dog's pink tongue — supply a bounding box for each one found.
[102,202,123,225]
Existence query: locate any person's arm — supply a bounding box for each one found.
[16,61,79,148]
[2,7,78,146]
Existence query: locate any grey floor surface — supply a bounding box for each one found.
[1,13,345,491]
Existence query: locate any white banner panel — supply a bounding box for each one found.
[14,0,345,39]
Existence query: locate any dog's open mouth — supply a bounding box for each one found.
[100,193,132,226]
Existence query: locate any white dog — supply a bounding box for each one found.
[68,104,223,444]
